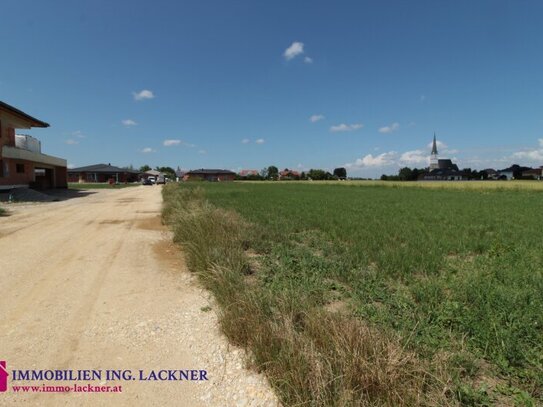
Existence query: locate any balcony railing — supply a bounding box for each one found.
[15,134,41,153]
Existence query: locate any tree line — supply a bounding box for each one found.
[380,167,491,181]
[238,166,348,181]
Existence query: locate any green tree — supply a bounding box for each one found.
[140,164,151,172]
[307,169,327,180]
[157,166,176,179]
[381,173,400,181]
[267,166,279,180]
[398,167,413,181]
[333,167,347,179]
[411,168,422,180]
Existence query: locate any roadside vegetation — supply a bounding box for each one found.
[162,182,542,406]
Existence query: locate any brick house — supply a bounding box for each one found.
[0,101,67,189]
[67,164,140,183]
[183,169,236,181]
[522,167,543,180]
[279,169,301,180]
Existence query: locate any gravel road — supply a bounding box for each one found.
[0,186,278,406]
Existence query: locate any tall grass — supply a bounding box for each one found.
[163,183,543,405]
[162,185,450,406]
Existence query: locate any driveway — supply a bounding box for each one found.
[0,186,277,406]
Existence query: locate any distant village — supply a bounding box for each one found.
[380,135,543,181]
[1,100,542,193]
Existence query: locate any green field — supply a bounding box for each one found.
[163,182,543,406]
[246,179,543,190]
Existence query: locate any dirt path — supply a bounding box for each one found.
[0,186,278,406]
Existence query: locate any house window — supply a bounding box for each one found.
[16,163,25,173]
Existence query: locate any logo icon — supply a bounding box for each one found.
[0,361,8,392]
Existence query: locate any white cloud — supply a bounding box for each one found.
[72,130,85,138]
[345,151,397,168]
[122,119,137,127]
[346,148,430,170]
[67,163,76,169]
[399,150,429,165]
[309,114,324,123]
[297,163,303,168]
[255,138,265,144]
[512,150,543,161]
[133,89,155,101]
[241,138,250,144]
[304,56,313,64]
[378,122,400,134]
[140,147,156,153]
[539,138,543,147]
[284,41,304,60]
[162,139,195,148]
[330,123,364,132]
[198,149,207,155]
[65,139,79,145]
[163,139,181,147]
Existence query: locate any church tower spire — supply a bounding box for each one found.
[430,133,439,170]
[431,133,438,155]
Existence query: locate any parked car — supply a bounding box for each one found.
[142,178,153,185]
[156,175,166,185]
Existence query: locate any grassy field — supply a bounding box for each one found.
[245,179,543,190]
[68,182,141,189]
[163,182,542,406]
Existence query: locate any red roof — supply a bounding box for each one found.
[239,169,259,176]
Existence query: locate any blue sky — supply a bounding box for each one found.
[2,0,543,178]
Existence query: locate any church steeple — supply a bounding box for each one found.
[431,133,438,155]
[430,133,439,170]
